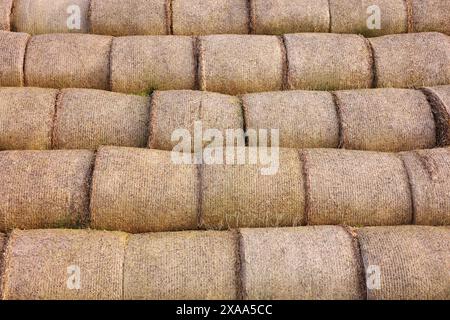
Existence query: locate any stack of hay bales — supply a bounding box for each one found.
[0,0,449,301]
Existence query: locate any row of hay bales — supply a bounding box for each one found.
[0,0,449,36]
[1,146,450,233]
[1,86,449,152]
[0,226,448,300]
[1,31,449,94]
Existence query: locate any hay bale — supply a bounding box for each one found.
[0,0,12,30]
[329,0,407,36]
[400,148,450,226]
[90,0,167,36]
[284,33,372,91]
[0,150,94,232]
[0,87,58,150]
[0,31,29,87]
[242,90,339,149]
[199,35,283,95]
[90,147,198,233]
[111,36,195,94]
[422,85,450,146]
[335,88,436,152]
[411,0,450,35]
[53,89,150,150]
[201,148,305,229]
[240,226,365,300]
[358,226,450,300]
[1,229,127,300]
[25,34,112,90]
[370,32,450,88]
[252,0,329,34]
[124,231,238,300]
[149,90,243,151]
[11,0,90,34]
[304,149,412,226]
[173,0,248,35]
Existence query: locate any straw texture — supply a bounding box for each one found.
[335,88,436,152]
[201,148,305,229]
[358,226,450,300]
[304,149,412,226]
[24,34,112,89]
[0,150,94,231]
[329,0,407,36]
[1,229,127,300]
[90,0,167,36]
[284,33,372,91]
[0,0,12,30]
[11,0,90,34]
[411,0,450,35]
[199,35,283,95]
[370,32,450,88]
[252,0,329,34]
[240,226,365,300]
[53,89,150,150]
[0,31,29,86]
[173,0,248,35]
[423,85,450,146]
[111,36,196,94]
[242,90,339,149]
[124,231,238,300]
[401,148,450,226]
[149,90,243,151]
[90,147,198,233]
[0,87,57,150]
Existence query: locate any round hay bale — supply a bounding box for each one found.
[11,0,90,34]
[53,89,150,150]
[111,36,196,94]
[411,0,450,35]
[201,148,305,230]
[335,88,436,152]
[90,147,198,233]
[149,90,243,151]
[0,87,58,150]
[304,149,412,226]
[422,85,450,146]
[284,33,372,91]
[240,226,365,300]
[252,0,330,34]
[199,35,284,95]
[1,229,127,300]
[173,0,248,35]
[0,31,29,87]
[358,226,450,300]
[400,148,450,226]
[0,150,94,232]
[0,0,12,30]
[329,0,407,36]
[124,231,238,300]
[242,90,339,149]
[90,0,167,36]
[24,34,112,90]
[370,32,450,88]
